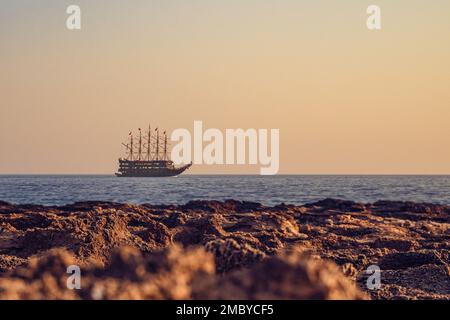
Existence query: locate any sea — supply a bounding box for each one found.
[0,175,449,206]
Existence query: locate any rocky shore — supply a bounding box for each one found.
[0,198,449,300]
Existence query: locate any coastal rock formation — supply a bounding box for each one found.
[0,198,449,299]
[194,248,367,300]
[0,246,365,300]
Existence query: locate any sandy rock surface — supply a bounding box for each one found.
[0,198,449,300]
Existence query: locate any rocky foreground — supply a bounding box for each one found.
[0,198,449,300]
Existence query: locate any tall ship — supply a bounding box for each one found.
[116,125,191,177]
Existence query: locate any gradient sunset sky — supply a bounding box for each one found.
[1,0,449,174]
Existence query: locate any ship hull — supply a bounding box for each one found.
[115,163,191,177]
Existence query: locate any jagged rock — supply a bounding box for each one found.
[0,246,215,300]
[181,200,264,213]
[372,238,417,251]
[132,220,173,249]
[305,198,366,212]
[0,255,26,272]
[373,201,450,215]
[0,199,449,299]
[205,238,265,272]
[341,262,358,279]
[378,251,445,270]
[364,264,450,300]
[194,249,368,300]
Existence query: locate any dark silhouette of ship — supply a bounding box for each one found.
[116,125,191,177]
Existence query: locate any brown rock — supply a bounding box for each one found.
[0,199,449,299]
[195,249,368,300]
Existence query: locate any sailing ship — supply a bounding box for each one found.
[116,125,191,177]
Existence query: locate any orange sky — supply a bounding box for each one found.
[1,0,449,174]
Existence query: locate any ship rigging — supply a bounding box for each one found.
[116,125,191,177]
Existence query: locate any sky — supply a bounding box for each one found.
[1,0,449,174]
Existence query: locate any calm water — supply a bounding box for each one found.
[0,175,449,206]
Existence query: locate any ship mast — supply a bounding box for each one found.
[138,128,142,161]
[156,128,159,161]
[130,132,134,161]
[164,131,167,160]
[147,124,151,161]
[121,126,171,162]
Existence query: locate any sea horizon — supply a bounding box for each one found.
[1,174,449,206]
